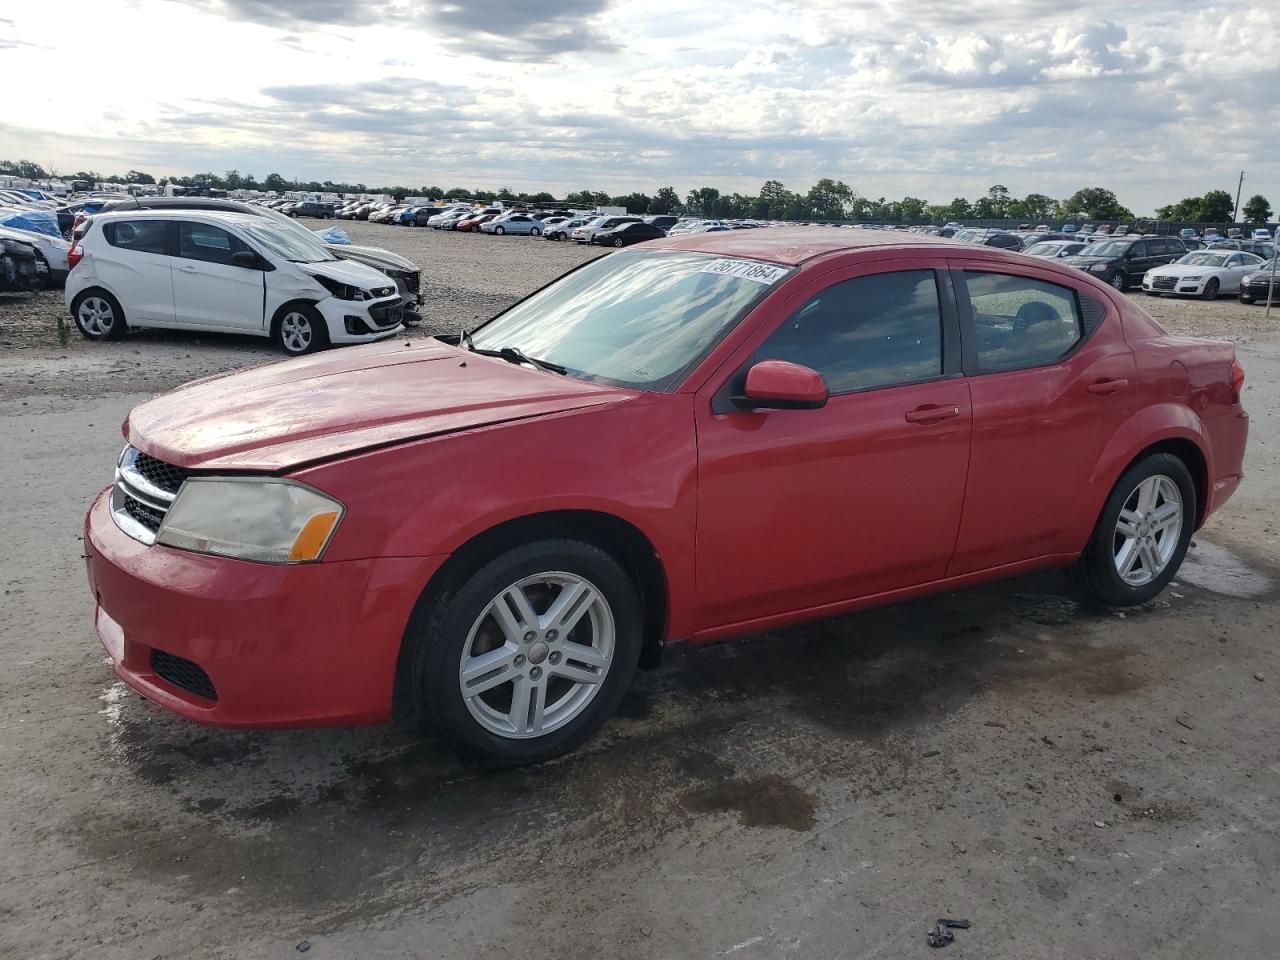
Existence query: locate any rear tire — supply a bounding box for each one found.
[1066,453,1195,607]
[273,303,329,357]
[407,538,642,766]
[71,289,126,341]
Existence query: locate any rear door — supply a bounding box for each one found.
[948,263,1136,574]
[97,219,176,324]
[171,221,266,330]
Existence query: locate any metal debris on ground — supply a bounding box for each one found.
[927,918,970,948]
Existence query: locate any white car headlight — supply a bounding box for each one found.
[156,478,344,563]
[1181,275,1202,282]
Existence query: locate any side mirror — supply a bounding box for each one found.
[231,250,261,269]
[734,360,828,411]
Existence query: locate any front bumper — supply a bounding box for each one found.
[317,294,405,344]
[1141,275,1204,296]
[84,490,444,728]
[1239,281,1280,303]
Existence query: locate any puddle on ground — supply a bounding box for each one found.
[1178,540,1274,598]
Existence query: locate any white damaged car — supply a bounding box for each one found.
[64,210,404,355]
[1141,250,1264,299]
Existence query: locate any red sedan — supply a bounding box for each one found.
[84,230,1248,764]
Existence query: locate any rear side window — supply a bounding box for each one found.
[103,220,169,255]
[755,270,943,394]
[965,272,1083,372]
[178,222,251,266]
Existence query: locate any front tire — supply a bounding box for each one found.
[1108,270,1128,291]
[1200,278,1219,300]
[274,303,329,356]
[613,238,625,247]
[71,289,126,341]
[1067,453,1195,606]
[407,539,642,766]
[494,226,505,235]
[531,227,541,236]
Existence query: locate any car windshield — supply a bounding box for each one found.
[1084,240,1131,257]
[240,220,337,262]
[1023,243,1064,256]
[469,250,789,390]
[1252,259,1278,273]
[1177,253,1229,267]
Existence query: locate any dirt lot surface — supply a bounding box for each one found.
[2,223,1278,959]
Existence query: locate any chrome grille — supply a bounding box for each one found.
[110,446,183,545]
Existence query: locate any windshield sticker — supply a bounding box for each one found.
[700,258,789,285]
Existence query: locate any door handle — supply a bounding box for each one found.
[1087,378,1130,396]
[178,264,197,273]
[904,404,962,424]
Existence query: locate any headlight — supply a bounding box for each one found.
[1089,263,1109,272]
[156,478,343,563]
[313,273,371,301]
[1181,275,1202,282]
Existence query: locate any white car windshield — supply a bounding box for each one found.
[470,250,790,390]
[1177,253,1230,267]
[240,221,338,262]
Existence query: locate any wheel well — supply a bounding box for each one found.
[403,510,669,673]
[269,299,319,335]
[1131,438,1209,527]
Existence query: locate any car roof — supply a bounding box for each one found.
[93,209,263,226]
[655,226,961,266]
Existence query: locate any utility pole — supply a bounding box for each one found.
[1233,170,1244,223]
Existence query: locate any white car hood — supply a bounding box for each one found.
[299,257,393,290]
[1149,263,1228,277]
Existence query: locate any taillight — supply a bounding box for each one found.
[67,244,83,270]
[1231,358,1245,403]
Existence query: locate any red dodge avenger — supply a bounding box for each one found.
[84,230,1248,763]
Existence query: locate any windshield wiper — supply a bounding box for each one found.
[470,344,566,375]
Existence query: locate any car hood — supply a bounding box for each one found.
[330,244,416,271]
[298,257,392,289]
[125,339,636,472]
[1148,264,1224,277]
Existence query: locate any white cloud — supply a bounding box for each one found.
[1,0,1278,213]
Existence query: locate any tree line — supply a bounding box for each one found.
[1,159,1271,224]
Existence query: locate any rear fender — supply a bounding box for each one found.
[1084,402,1211,536]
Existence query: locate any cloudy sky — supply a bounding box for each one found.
[2,1,1277,212]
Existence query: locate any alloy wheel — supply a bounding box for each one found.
[458,572,615,739]
[78,297,114,335]
[1110,272,1126,290]
[1112,475,1183,586]
[280,312,313,353]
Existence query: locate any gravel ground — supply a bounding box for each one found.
[2,227,1279,959]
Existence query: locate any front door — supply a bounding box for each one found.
[695,263,972,631]
[172,221,265,330]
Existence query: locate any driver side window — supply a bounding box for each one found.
[755,270,943,394]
